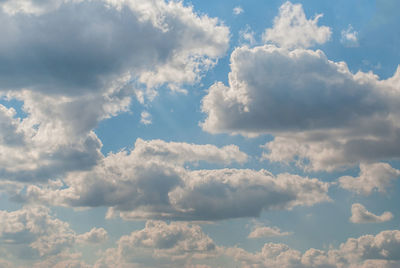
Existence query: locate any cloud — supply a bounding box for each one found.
[13,139,330,221]
[0,0,229,96]
[350,203,393,224]
[233,6,243,16]
[95,220,217,267]
[0,0,229,183]
[341,25,359,47]
[228,229,400,267]
[201,43,400,171]
[339,163,400,195]
[262,2,331,49]
[248,225,292,238]
[77,227,108,244]
[0,206,106,263]
[140,111,152,125]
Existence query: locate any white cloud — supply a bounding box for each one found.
[262,1,331,49]
[233,6,243,16]
[239,26,256,46]
[201,43,400,171]
[350,203,393,224]
[77,227,108,244]
[228,229,400,267]
[0,0,229,183]
[339,163,400,195]
[13,139,330,221]
[0,206,106,264]
[140,111,152,125]
[341,25,359,47]
[0,0,229,96]
[95,220,217,267]
[248,226,292,238]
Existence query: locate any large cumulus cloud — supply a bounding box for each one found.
[12,139,330,221]
[201,43,400,171]
[0,0,229,182]
[201,1,400,171]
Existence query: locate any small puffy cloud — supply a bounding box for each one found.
[248,226,292,238]
[262,1,331,49]
[239,26,256,46]
[140,111,152,125]
[350,203,393,224]
[77,227,108,244]
[14,139,330,221]
[95,221,217,267]
[339,163,400,195]
[341,25,359,47]
[233,6,243,15]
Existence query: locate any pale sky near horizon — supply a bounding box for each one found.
[0,0,400,267]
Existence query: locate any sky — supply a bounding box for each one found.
[0,0,400,267]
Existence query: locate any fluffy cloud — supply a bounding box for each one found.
[341,25,359,47]
[262,2,331,49]
[0,0,229,95]
[95,220,217,267]
[201,42,400,171]
[0,206,106,263]
[350,203,393,224]
[0,0,229,183]
[13,139,329,221]
[339,163,400,195]
[229,229,400,268]
[77,227,108,244]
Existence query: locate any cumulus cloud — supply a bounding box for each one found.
[248,225,292,238]
[12,139,329,221]
[0,0,229,96]
[341,24,359,47]
[339,163,400,195]
[95,220,217,267]
[350,203,393,224]
[262,1,331,49]
[201,43,400,171]
[0,206,106,263]
[0,0,229,183]
[228,229,400,268]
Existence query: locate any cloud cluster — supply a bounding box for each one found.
[201,42,400,171]
[201,1,400,171]
[0,0,229,95]
[0,0,229,183]
[94,223,400,268]
[13,139,329,221]
[95,220,217,267]
[229,229,400,268]
[350,203,393,224]
[0,206,107,262]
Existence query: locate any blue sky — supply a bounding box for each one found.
[0,0,400,267]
